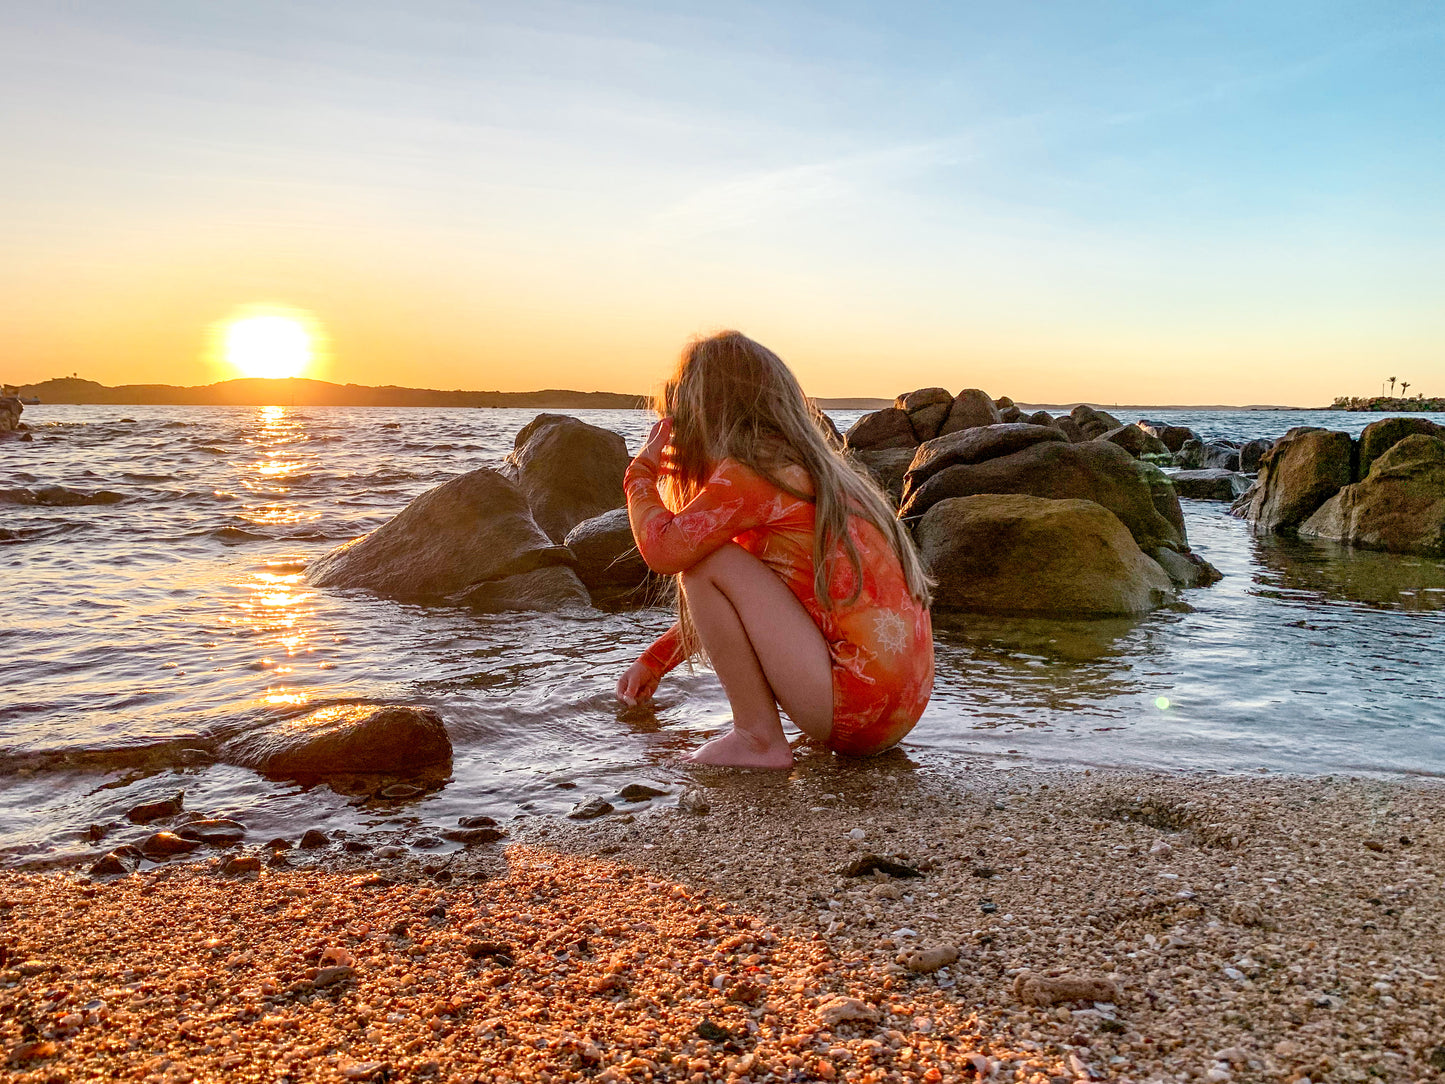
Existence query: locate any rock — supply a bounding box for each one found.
[1053,417,1087,443]
[563,508,655,604]
[140,832,203,859]
[1173,438,1206,469]
[0,485,125,506]
[999,406,1024,423]
[568,797,614,820]
[503,414,629,543]
[1169,469,1253,501]
[1070,405,1122,440]
[1138,422,1198,453]
[1299,435,1445,556]
[896,944,960,973]
[378,784,424,799]
[917,495,1175,615]
[266,837,293,850]
[176,819,246,844]
[849,447,915,508]
[1239,438,1273,473]
[220,704,452,776]
[314,965,355,988]
[1025,410,1054,427]
[446,565,590,613]
[458,815,499,828]
[677,788,710,815]
[1013,971,1121,1007]
[306,468,576,605]
[901,439,1185,553]
[904,424,1068,493]
[938,389,1002,436]
[125,792,184,824]
[1151,547,1223,589]
[89,847,143,877]
[299,829,331,849]
[840,854,922,878]
[894,388,955,442]
[1357,416,1445,477]
[1203,441,1241,471]
[220,854,262,876]
[844,408,917,451]
[1097,424,1170,459]
[1134,459,1188,544]
[816,996,880,1026]
[1233,429,1355,534]
[619,783,669,801]
[0,397,21,432]
[442,827,506,845]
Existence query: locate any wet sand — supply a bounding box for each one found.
[3,764,1441,1083]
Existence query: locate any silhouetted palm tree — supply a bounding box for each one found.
[1401,381,1410,397]
[1389,376,1397,395]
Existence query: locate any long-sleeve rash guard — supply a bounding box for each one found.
[624,453,933,755]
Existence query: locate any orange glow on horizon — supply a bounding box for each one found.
[213,307,325,381]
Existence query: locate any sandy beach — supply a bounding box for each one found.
[4,763,1440,1083]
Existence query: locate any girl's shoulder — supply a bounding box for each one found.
[707,456,814,500]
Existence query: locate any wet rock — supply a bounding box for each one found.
[220,854,262,876]
[1151,546,1223,589]
[1239,437,1273,473]
[265,837,293,850]
[1014,971,1121,1007]
[1138,421,1198,453]
[938,389,1003,436]
[125,791,184,824]
[89,847,142,877]
[458,815,499,828]
[568,797,614,820]
[901,439,1185,553]
[220,704,452,776]
[1203,441,1241,471]
[844,407,916,451]
[176,818,246,844]
[905,424,1068,493]
[1233,429,1355,534]
[442,827,506,845]
[1357,416,1445,477]
[140,831,202,859]
[305,467,576,606]
[1173,438,1207,469]
[1169,468,1253,501]
[447,565,590,613]
[917,495,1175,615]
[343,840,372,853]
[849,447,915,508]
[1300,435,1445,556]
[268,851,292,868]
[897,944,960,973]
[1025,409,1055,427]
[563,507,655,604]
[503,414,629,543]
[840,855,922,879]
[299,829,331,849]
[619,783,669,801]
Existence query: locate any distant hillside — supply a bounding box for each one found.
[15,377,648,410]
[1330,394,1443,412]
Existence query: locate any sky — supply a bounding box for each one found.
[1,0,1442,404]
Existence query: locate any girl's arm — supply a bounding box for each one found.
[617,621,686,705]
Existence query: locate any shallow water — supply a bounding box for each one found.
[3,403,1443,867]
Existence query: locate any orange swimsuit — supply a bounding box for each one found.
[624,455,934,756]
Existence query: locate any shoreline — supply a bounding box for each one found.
[5,764,1440,1083]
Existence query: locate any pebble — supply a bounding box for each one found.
[220,855,262,876]
[619,783,669,801]
[677,788,710,815]
[458,815,499,828]
[299,829,330,849]
[847,827,867,841]
[140,831,202,859]
[568,797,614,820]
[444,827,506,845]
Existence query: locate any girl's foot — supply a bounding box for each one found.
[687,728,794,769]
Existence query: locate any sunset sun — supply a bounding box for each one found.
[223,313,316,379]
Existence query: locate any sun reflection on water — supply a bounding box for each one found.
[241,406,322,528]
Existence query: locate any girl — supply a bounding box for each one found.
[616,331,934,768]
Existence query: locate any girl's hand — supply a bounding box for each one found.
[634,417,673,471]
[617,660,661,706]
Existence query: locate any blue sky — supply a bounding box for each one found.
[1,0,1441,401]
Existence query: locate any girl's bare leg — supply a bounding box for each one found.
[679,543,833,768]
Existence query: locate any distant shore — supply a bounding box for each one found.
[1330,394,1444,412]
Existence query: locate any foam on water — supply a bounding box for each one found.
[2,403,1443,866]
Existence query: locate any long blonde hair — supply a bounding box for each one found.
[656,331,932,609]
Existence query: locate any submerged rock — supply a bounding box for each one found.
[125,792,184,824]
[1300,435,1445,556]
[220,704,452,776]
[1169,468,1253,501]
[504,414,629,543]
[916,494,1175,615]
[306,467,576,607]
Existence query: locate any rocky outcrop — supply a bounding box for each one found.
[1097,424,1170,459]
[1239,438,1272,473]
[306,467,579,608]
[901,439,1185,553]
[221,704,452,776]
[1232,429,1355,534]
[1069,405,1122,440]
[904,424,1067,491]
[1357,417,1445,478]
[1138,421,1197,453]
[1299,435,1445,556]
[916,495,1174,615]
[850,447,916,507]
[939,389,1002,436]
[504,414,629,543]
[1169,469,1253,501]
[0,397,22,433]
[564,507,658,605]
[893,388,954,443]
[845,407,917,451]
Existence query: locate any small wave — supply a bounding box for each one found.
[197,445,230,455]
[121,472,176,483]
[207,525,271,543]
[0,486,126,506]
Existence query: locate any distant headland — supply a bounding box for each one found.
[1330,394,1443,412]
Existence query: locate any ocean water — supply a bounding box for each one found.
[3,404,1443,868]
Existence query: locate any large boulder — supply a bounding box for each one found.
[1299,435,1445,556]
[850,447,916,508]
[221,704,452,776]
[845,407,917,451]
[447,565,590,612]
[904,424,1068,493]
[564,507,657,604]
[1138,421,1197,453]
[938,389,1002,436]
[306,467,576,604]
[1025,410,1055,427]
[1097,424,1170,459]
[1173,439,1207,469]
[1070,405,1122,440]
[1202,442,1241,471]
[1133,459,1187,543]
[1239,438,1272,473]
[894,388,954,443]
[1054,417,1087,443]
[1168,469,1253,501]
[1357,417,1445,478]
[900,439,1185,553]
[1233,429,1354,534]
[0,397,21,432]
[916,495,1174,616]
[505,414,629,543]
